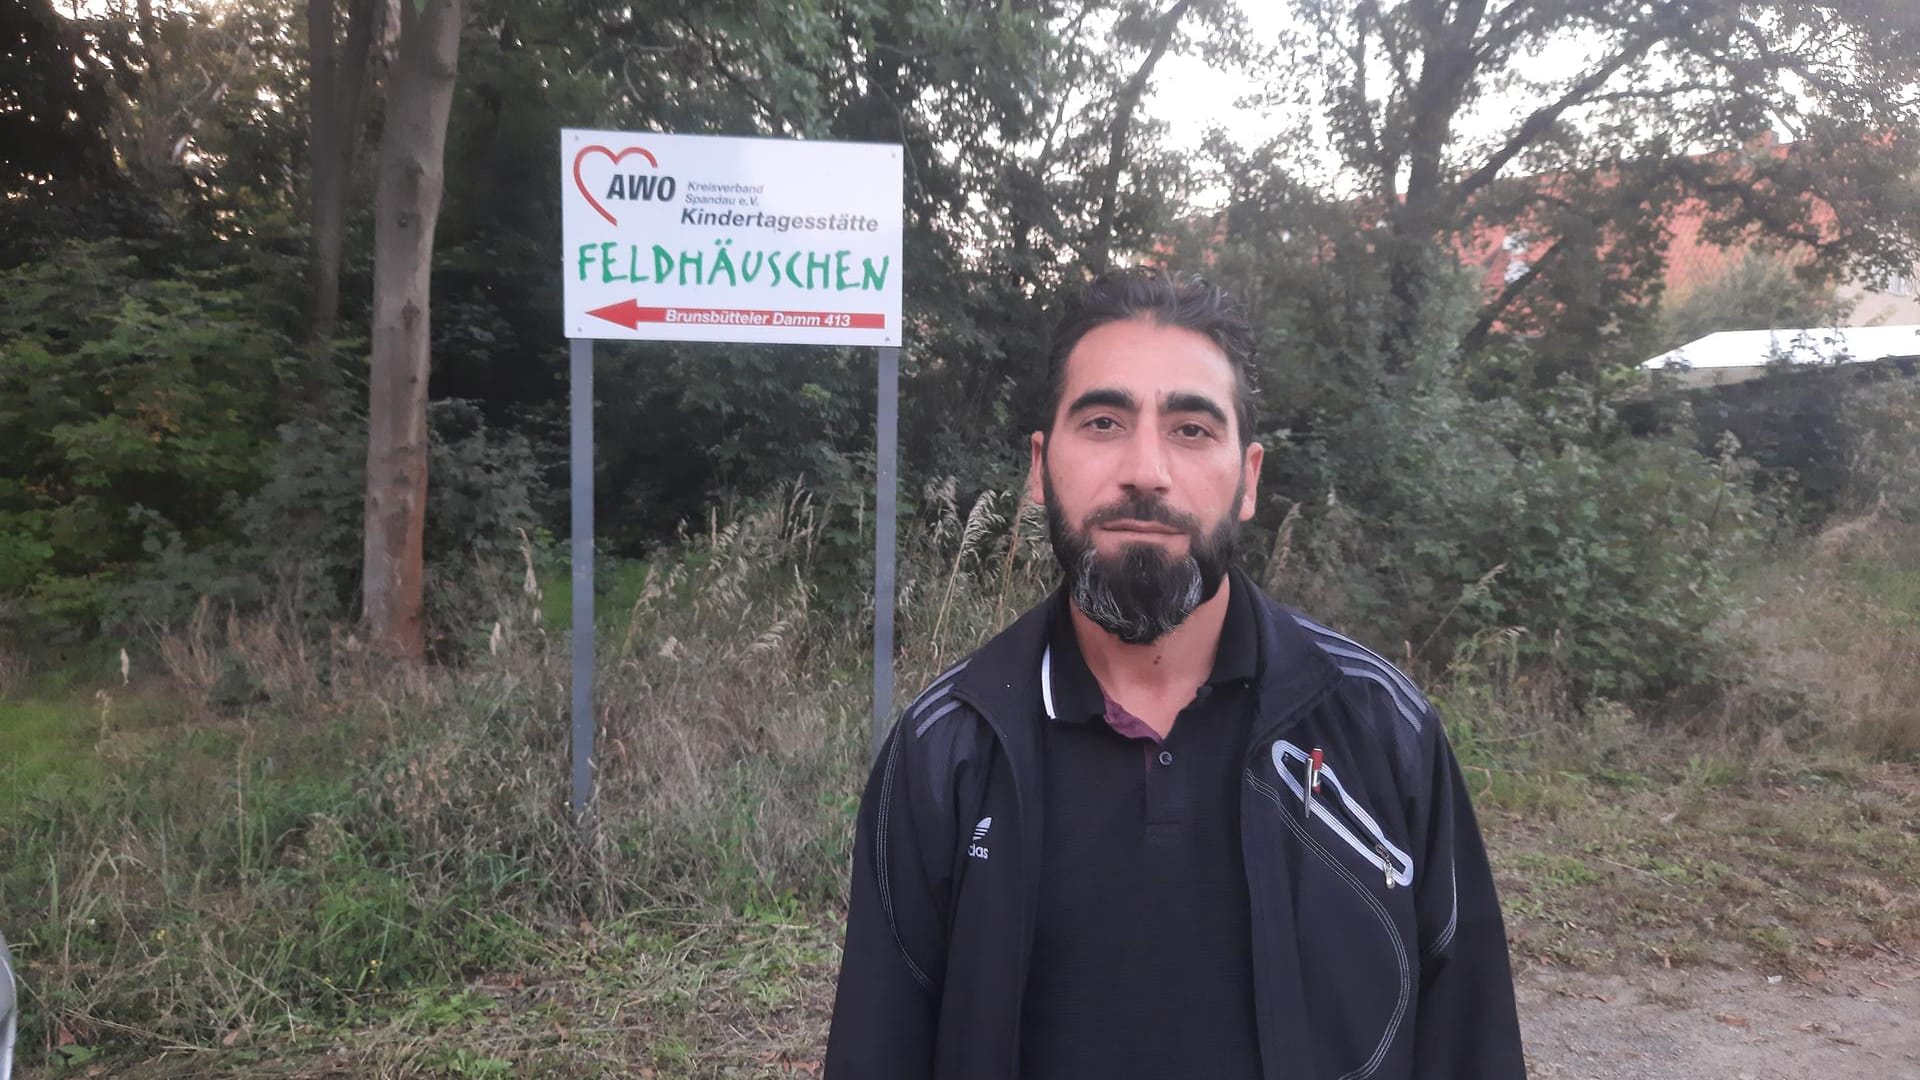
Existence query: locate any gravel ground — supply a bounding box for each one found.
[1519,953,1920,1079]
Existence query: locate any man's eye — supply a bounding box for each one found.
[1175,423,1211,439]
[1085,416,1119,431]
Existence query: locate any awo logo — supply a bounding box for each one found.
[572,144,678,225]
[967,816,992,860]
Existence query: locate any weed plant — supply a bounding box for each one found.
[4,476,1918,1071]
[0,480,1050,1065]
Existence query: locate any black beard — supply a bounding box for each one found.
[1043,476,1240,646]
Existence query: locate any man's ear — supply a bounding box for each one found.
[1238,441,1264,522]
[1026,431,1047,508]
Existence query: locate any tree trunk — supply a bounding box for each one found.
[1086,0,1195,275]
[306,0,380,344]
[130,0,172,176]
[362,0,461,663]
[1379,0,1488,374]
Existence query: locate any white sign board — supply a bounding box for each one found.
[561,129,903,346]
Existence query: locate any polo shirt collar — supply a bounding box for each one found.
[1041,572,1261,723]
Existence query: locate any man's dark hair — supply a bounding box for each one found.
[1043,266,1259,447]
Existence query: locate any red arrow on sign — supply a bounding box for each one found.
[586,299,654,329]
[585,300,886,331]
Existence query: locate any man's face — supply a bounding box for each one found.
[1028,318,1263,644]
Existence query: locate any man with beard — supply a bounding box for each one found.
[825,268,1525,1080]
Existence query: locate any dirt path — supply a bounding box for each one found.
[1518,953,1920,1079]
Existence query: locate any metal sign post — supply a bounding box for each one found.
[871,346,899,755]
[560,130,905,818]
[569,337,595,818]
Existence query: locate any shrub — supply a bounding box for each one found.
[1841,373,1920,520]
[104,395,545,662]
[0,240,301,643]
[0,479,1062,1064]
[1269,380,1761,701]
[1656,249,1851,353]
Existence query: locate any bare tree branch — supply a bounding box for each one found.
[1461,232,1570,353]
[1449,23,1664,208]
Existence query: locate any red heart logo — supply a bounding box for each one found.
[572,144,659,226]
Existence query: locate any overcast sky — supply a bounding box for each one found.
[1148,6,1313,199]
[1146,10,1616,204]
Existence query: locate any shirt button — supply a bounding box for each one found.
[1158,750,1174,766]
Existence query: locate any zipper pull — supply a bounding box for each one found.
[1303,748,1324,820]
[1377,844,1395,889]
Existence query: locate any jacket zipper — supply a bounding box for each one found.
[1249,771,1412,1080]
[876,731,935,991]
[1272,740,1414,888]
[954,687,1039,1078]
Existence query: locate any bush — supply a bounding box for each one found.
[1659,364,1901,526]
[1269,380,1762,701]
[1656,249,1851,353]
[1840,373,1920,520]
[0,240,301,643]
[0,478,1063,1065]
[104,395,545,662]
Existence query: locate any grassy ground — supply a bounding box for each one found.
[1484,750,1920,974]
[1479,512,1920,977]
[5,496,1919,1078]
[0,692,105,813]
[535,553,653,635]
[50,738,1915,1079]
[68,910,846,1078]
[0,657,207,820]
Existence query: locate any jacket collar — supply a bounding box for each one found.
[1040,575,1261,724]
[1240,570,1345,745]
[954,568,1342,750]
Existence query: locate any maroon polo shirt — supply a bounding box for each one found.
[1019,580,1263,1080]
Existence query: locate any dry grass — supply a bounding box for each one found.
[0,478,1064,1074]
[1429,529,1920,978]
[11,485,1920,1076]
[0,649,27,702]
[1480,744,1920,976]
[1729,509,1920,760]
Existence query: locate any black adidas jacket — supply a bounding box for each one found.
[825,572,1527,1080]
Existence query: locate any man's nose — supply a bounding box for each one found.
[1119,427,1172,494]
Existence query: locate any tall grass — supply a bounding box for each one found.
[1729,507,1920,760]
[4,474,1916,1069]
[0,479,1055,1066]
